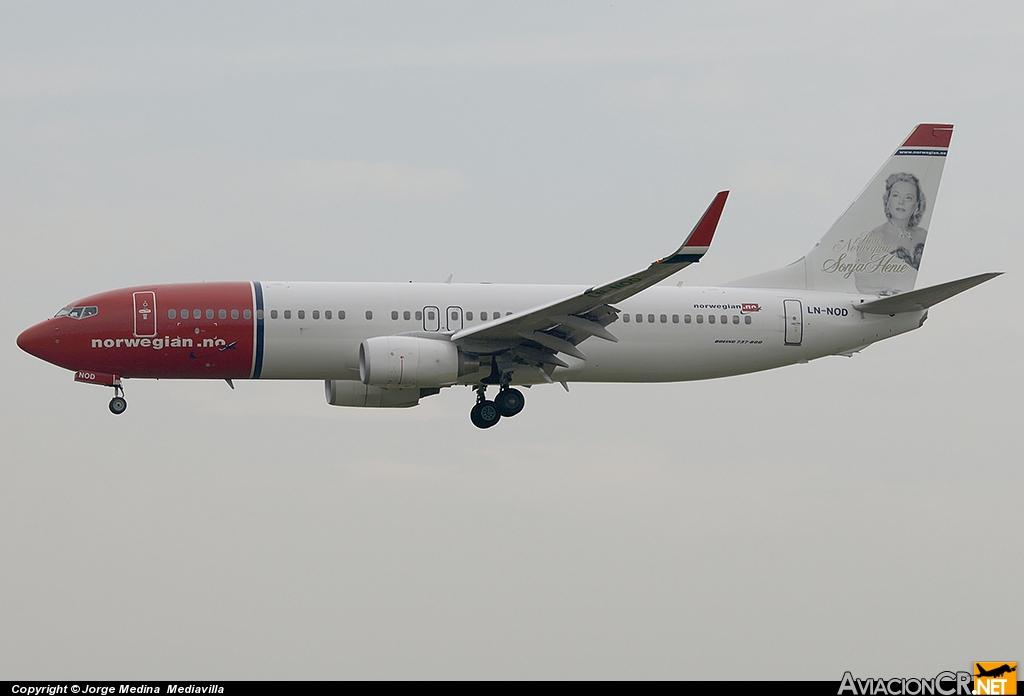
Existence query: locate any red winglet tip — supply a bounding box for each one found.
[902,124,953,149]
[685,190,729,248]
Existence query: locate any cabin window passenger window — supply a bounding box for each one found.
[708,315,715,324]
[254,309,261,320]
[415,311,422,320]
[732,315,739,324]
[465,312,472,321]
[672,314,679,323]
[219,309,226,319]
[506,312,512,316]
[194,310,202,319]
[182,309,189,319]
[298,310,305,319]
[324,310,332,319]
[636,314,643,323]
[744,315,752,325]
[392,311,399,320]
[206,309,214,320]
[270,310,278,319]
[404,311,411,320]
[623,313,630,323]
[312,310,319,320]
[168,309,176,319]
[231,309,239,319]
[480,312,488,320]
[427,310,435,321]
[721,315,727,324]
[684,314,692,324]
[451,311,458,321]
[284,310,291,319]
[648,314,655,323]
[365,311,373,320]
[339,310,346,320]
[660,314,667,323]
[696,315,703,324]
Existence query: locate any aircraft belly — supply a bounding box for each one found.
[555,331,784,383]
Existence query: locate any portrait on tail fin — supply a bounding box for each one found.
[723,124,952,296]
[855,171,929,295]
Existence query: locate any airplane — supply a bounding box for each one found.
[975,664,1016,679]
[17,123,1001,428]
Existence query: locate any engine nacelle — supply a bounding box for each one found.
[359,336,477,387]
[324,380,424,408]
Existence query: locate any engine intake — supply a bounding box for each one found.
[359,336,477,387]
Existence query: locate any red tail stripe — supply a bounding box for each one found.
[901,123,953,148]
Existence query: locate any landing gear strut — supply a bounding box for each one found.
[469,375,526,429]
[109,383,127,415]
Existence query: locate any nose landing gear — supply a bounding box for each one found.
[109,383,127,415]
[74,371,127,415]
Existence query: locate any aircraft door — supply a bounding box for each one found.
[446,306,463,332]
[784,299,803,346]
[133,291,157,337]
[423,306,440,332]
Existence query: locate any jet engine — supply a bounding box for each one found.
[324,379,429,408]
[359,336,478,387]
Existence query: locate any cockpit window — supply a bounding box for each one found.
[55,306,98,319]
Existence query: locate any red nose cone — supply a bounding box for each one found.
[18,320,59,363]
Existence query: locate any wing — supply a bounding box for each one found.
[451,191,728,377]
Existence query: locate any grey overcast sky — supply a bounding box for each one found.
[2,1,1021,680]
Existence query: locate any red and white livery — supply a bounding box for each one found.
[18,125,1000,427]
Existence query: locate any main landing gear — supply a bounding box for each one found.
[470,380,525,429]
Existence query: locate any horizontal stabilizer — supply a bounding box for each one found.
[853,273,1001,315]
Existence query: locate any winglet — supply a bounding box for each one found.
[662,190,728,262]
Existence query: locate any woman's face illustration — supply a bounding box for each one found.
[886,181,918,224]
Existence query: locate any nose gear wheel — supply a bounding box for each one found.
[108,381,127,415]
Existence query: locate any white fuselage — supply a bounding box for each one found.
[257,282,924,384]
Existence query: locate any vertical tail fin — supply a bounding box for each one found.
[728,124,953,295]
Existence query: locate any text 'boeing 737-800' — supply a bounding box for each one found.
[18,124,1000,428]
